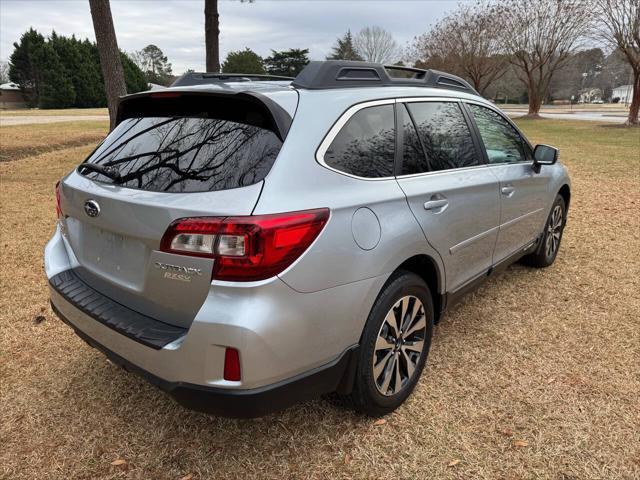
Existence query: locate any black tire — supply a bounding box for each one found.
[348,270,434,417]
[522,194,566,268]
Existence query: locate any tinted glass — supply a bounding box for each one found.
[401,104,429,174]
[80,116,282,193]
[324,104,395,178]
[404,102,478,174]
[469,104,530,164]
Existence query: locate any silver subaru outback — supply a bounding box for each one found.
[46,61,570,417]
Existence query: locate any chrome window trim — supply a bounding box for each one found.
[315,98,397,181]
[396,163,490,180]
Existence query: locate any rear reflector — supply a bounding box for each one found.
[55,181,62,218]
[160,208,330,282]
[223,347,241,381]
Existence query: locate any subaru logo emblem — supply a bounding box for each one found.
[84,199,101,218]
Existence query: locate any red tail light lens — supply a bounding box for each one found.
[160,208,330,281]
[55,181,62,218]
[223,347,241,381]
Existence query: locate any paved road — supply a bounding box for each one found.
[504,110,627,123]
[0,111,628,126]
[0,115,108,126]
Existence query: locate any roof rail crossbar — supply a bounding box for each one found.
[291,61,478,95]
[171,72,294,87]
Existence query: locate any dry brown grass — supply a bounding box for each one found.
[0,120,639,479]
[0,108,108,117]
[0,121,107,162]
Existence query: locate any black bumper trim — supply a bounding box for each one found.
[49,269,187,350]
[50,301,359,418]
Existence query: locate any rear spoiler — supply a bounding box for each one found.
[115,90,293,141]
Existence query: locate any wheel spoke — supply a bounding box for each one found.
[392,353,403,394]
[383,310,400,338]
[375,335,394,353]
[403,314,426,339]
[379,354,396,394]
[404,339,424,353]
[402,348,416,378]
[400,297,416,332]
[373,350,393,380]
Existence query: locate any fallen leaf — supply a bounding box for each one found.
[180,475,193,480]
[447,459,461,467]
[513,440,529,448]
[501,428,514,437]
[373,419,387,426]
[111,459,127,466]
[344,453,351,465]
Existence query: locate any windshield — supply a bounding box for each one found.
[80,116,282,193]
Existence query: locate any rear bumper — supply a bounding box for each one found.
[51,300,358,417]
[45,226,383,416]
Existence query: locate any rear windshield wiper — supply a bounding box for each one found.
[78,162,122,183]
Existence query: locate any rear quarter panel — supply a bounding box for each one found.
[254,89,446,294]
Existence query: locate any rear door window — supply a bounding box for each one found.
[323,104,395,178]
[80,116,282,193]
[403,101,479,174]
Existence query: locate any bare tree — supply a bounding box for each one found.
[410,2,508,96]
[354,26,399,64]
[593,0,639,125]
[89,0,126,130]
[0,61,9,84]
[497,0,592,117]
[204,0,220,72]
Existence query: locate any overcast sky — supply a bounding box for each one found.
[0,0,463,73]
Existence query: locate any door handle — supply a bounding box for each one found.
[423,199,449,211]
[501,186,515,197]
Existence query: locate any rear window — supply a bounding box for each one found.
[80,115,282,193]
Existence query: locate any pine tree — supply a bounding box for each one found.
[326,31,363,61]
[31,42,76,108]
[8,28,46,106]
[221,48,265,74]
[264,49,310,77]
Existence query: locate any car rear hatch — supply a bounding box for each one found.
[57,89,296,329]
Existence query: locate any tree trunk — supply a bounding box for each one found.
[626,68,640,126]
[205,0,220,72]
[526,78,542,117]
[89,0,126,131]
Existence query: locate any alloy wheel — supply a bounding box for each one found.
[545,204,563,258]
[372,295,427,396]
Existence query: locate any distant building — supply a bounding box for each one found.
[148,83,166,91]
[578,88,603,103]
[612,84,633,104]
[0,82,28,109]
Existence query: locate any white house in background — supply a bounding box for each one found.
[612,84,633,104]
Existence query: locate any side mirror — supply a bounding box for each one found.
[533,144,558,166]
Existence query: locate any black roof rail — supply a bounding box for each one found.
[291,61,478,95]
[171,72,295,87]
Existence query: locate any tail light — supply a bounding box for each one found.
[55,181,62,218]
[160,208,329,282]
